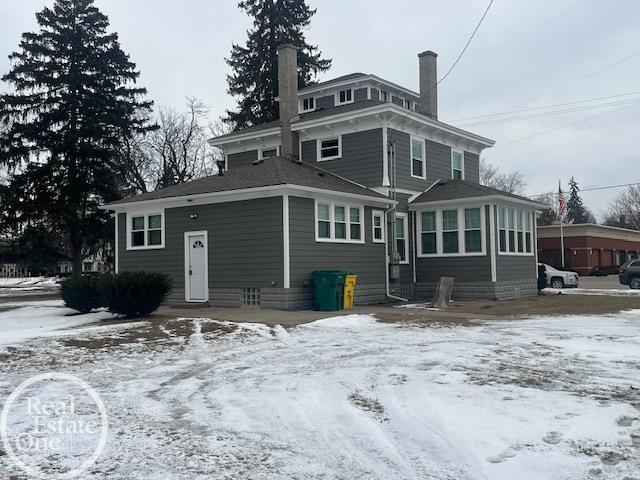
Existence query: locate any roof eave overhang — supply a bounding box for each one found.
[409,194,542,210]
[292,104,495,149]
[298,74,420,99]
[208,127,281,148]
[99,184,394,212]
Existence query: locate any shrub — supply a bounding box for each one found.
[61,275,106,314]
[103,271,173,318]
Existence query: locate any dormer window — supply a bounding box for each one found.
[301,97,315,112]
[380,90,389,102]
[337,88,353,105]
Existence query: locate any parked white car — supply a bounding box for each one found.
[538,263,579,289]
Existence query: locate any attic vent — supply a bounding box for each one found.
[252,158,265,165]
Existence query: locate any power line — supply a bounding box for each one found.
[527,181,640,199]
[388,0,494,131]
[449,89,640,123]
[457,97,640,128]
[456,49,640,124]
[493,101,640,148]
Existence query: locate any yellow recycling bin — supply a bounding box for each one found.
[343,274,358,309]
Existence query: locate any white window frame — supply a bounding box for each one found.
[416,205,486,258]
[410,135,426,179]
[317,135,342,161]
[379,90,389,102]
[394,212,409,264]
[126,210,165,250]
[259,145,280,159]
[314,199,365,244]
[336,88,354,106]
[300,96,316,113]
[497,205,535,256]
[372,210,385,243]
[451,148,465,180]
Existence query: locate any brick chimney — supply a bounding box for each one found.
[417,51,438,119]
[277,44,299,158]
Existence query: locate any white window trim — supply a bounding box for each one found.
[410,135,426,179]
[314,199,365,244]
[317,135,342,161]
[416,206,486,258]
[395,212,409,264]
[372,210,385,243]
[498,206,535,256]
[451,148,465,180]
[300,96,316,113]
[126,210,165,250]
[335,88,354,106]
[259,145,280,159]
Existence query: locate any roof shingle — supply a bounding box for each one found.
[410,179,540,205]
[106,157,388,206]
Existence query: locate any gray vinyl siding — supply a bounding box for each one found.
[117,197,284,291]
[354,88,368,102]
[228,150,258,168]
[425,140,452,182]
[415,205,493,283]
[388,129,430,192]
[300,128,383,187]
[288,196,386,287]
[370,88,380,101]
[464,151,480,184]
[316,94,335,109]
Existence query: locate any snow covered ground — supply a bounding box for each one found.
[0,276,60,288]
[544,287,640,296]
[1,303,639,479]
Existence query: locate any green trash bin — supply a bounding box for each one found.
[312,270,346,311]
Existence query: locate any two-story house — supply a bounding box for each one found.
[102,45,540,309]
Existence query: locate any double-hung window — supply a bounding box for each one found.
[451,150,464,180]
[128,212,164,249]
[411,138,425,178]
[525,211,532,253]
[420,212,437,254]
[516,210,524,253]
[395,213,409,263]
[301,97,315,112]
[508,208,516,253]
[372,211,385,243]
[464,208,482,253]
[498,207,507,253]
[318,136,341,161]
[337,88,353,105]
[442,210,459,254]
[315,201,364,243]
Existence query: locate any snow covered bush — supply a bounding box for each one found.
[103,272,173,318]
[61,275,106,314]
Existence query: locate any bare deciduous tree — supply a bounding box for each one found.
[118,98,230,194]
[480,158,527,195]
[534,192,560,226]
[603,185,640,230]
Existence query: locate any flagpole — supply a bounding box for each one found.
[560,214,565,268]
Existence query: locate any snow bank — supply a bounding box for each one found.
[544,287,640,296]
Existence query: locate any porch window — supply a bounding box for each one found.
[128,212,164,249]
[525,211,532,253]
[395,214,408,263]
[452,150,464,180]
[464,208,482,253]
[411,138,425,178]
[498,207,507,253]
[315,200,364,243]
[442,209,459,254]
[516,209,524,253]
[318,136,341,160]
[508,208,516,253]
[420,211,437,254]
[372,211,385,243]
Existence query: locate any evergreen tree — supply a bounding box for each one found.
[0,0,155,274]
[566,177,595,224]
[225,0,331,128]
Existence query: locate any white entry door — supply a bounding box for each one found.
[185,231,208,302]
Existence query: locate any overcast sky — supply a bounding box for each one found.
[2,0,639,217]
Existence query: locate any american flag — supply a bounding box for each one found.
[557,181,567,219]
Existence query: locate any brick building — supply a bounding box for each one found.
[537,224,640,275]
